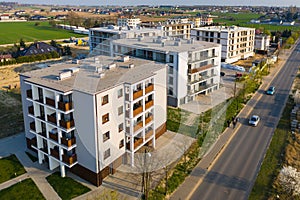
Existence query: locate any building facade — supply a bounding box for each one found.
[254,34,270,52]
[111,36,221,107]
[20,56,167,186]
[117,17,141,29]
[191,26,255,63]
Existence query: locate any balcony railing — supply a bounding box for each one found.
[145,116,153,125]
[49,133,58,142]
[58,101,73,112]
[61,137,76,147]
[30,122,36,131]
[134,121,143,132]
[28,106,34,115]
[145,130,154,141]
[63,154,77,165]
[59,119,75,129]
[133,106,143,117]
[46,97,55,108]
[145,100,154,110]
[145,84,154,94]
[188,64,213,74]
[26,89,32,99]
[133,89,143,100]
[47,114,57,124]
[50,148,59,159]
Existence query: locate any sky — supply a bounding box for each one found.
[4,0,300,7]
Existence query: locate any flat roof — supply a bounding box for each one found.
[192,26,255,32]
[22,56,166,95]
[89,26,162,34]
[112,36,220,53]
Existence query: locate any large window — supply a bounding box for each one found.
[117,88,123,98]
[118,123,124,132]
[118,106,123,116]
[119,139,124,149]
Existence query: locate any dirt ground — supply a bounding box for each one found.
[233,54,266,70]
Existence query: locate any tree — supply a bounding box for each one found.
[67,11,82,27]
[19,39,26,49]
[279,166,300,196]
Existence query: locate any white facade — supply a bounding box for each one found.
[111,36,221,107]
[254,34,270,51]
[117,17,141,29]
[20,56,167,186]
[89,26,162,56]
[191,26,255,63]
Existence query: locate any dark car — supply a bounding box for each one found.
[266,86,275,95]
[220,72,225,76]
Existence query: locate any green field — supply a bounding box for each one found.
[0,21,86,45]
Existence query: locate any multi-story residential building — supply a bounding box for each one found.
[254,34,270,53]
[191,26,255,63]
[192,17,214,28]
[111,36,221,107]
[117,16,141,29]
[20,55,167,186]
[89,26,162,56]
[158,18,192,39]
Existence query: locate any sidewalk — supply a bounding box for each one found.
[170,45,294,199]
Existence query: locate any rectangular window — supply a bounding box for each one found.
[169,66,174,74]
[168,76,173,85]
[104,148,110,160]
[103,131,110,142]
[118,123,124,132]
[118,88,123,98]
[119,139,124,149]
[102,95,108,105]
[102,113,109,124]
[118,106,123,116]
[169,55,174,63]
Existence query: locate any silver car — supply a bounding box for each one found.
[249,115,260,126]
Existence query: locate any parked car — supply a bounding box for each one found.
[266,86,275,95]
[249,115,260,126]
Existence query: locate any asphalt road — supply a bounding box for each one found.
[189,43,300,200]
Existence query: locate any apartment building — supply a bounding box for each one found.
[158,17,192,39]
[117,17,141,29]
[191,26,255,63]
[192,17,214,28]
[20,55,167,186]
[254,34,270,52]
[89,25,162,56]
[111,36,221,107]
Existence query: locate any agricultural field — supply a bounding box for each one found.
[0,21,86,45]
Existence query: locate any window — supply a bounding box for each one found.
[169,55,174,63]
[118,106,123,116]
[102,95,108,105]
[118,123,124,132]
[103,131,110,142]
[104,148,110,159]
[168,76,173,85]
[119,139,124,149]
[117,88,123,98]
[169,66,174,74]
[102,113,109,124]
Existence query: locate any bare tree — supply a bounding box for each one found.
[279,166,300,196]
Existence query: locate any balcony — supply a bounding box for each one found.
[49,133,58,142]
[126,138,143,151]
[39,147,48,154]
[133,89,143,100]
[26,89,32,99]
[59,119,75,130]
[38,131,47,138]
[134,121,143,132]
[47,114,57,125]
[145,116,153,125]
[145,84,154,94]
[58,101,73,112]
[145,130,154,141]
[145,100,154,110]
[133,106,143,117]
[63,154,77,165]
[46,97,55,108]
[61,137,76,147]
[30,122,36,131]
[50,148,59,159]
[28,106,34,115]
[188,64,213,74]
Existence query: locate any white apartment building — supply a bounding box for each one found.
[254,34,270,52]
[20,56,167,186]
[191,26,255,63]
[89,25,162,56]
[192,17,214,28]
[111,36,221,107]
[117,17,141,29]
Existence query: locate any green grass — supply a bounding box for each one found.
[249,98,293,200]
[0,154,26,184]
[0,178,45,199]
[0,21,86,45]
[46,172,91,200]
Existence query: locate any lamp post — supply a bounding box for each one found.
[142,148,151,200]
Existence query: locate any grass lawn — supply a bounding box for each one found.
[0,21,86,45]
[0,154,26,184]
[46,172,91,200]
[0,178,45,199]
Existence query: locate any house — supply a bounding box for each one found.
[20,42,60,56]
[29,15,48,21]
[20,55,167,186]
[0,54,12,62]
[0,14,10,20]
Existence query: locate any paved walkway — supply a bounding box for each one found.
[170,43,296,199]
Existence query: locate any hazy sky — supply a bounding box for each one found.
[5,0,300,7]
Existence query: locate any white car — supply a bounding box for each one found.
[249,115,260,126]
